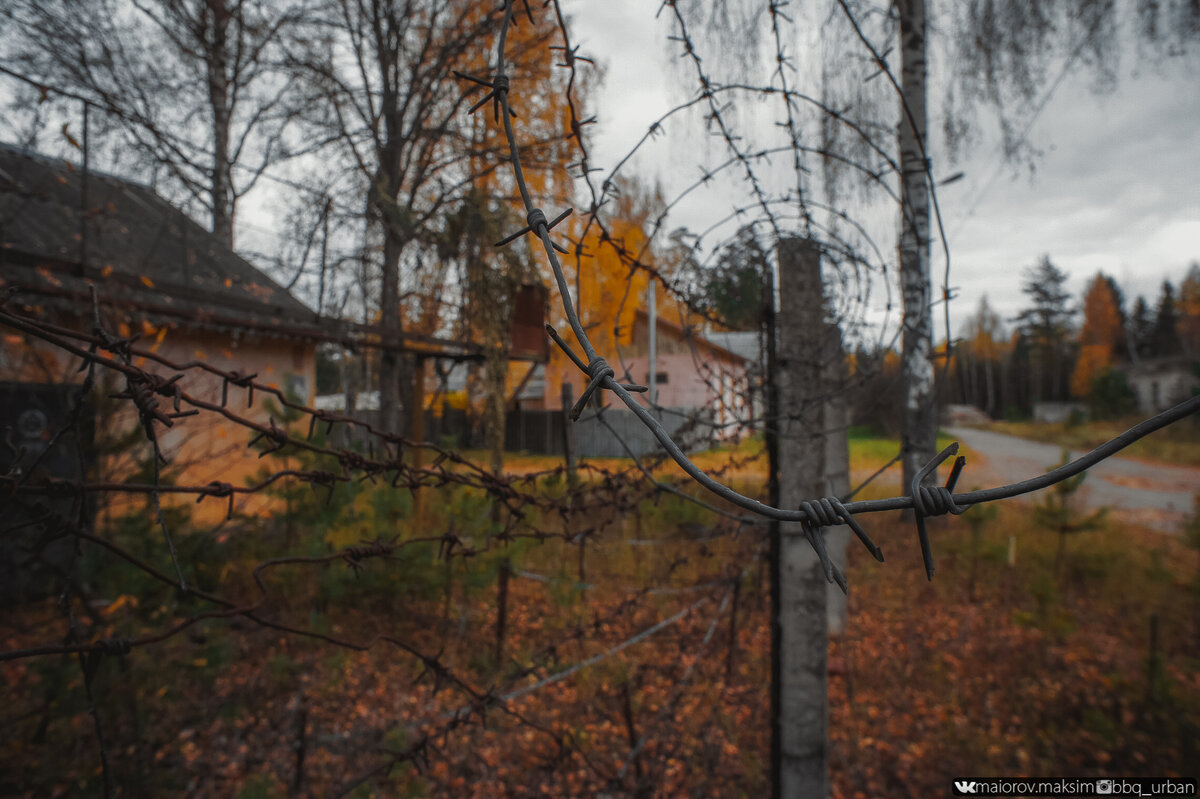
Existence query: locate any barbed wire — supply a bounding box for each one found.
[507,0,961,516]
[1,282,778,793]
[469,0,1200,592]
[3,2,1198,795]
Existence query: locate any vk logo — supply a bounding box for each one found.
[954,781,978,794]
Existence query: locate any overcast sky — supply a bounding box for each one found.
[558,0,1200,340]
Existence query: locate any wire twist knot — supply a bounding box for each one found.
[543,324,647,422]
[799,497,843,528]
[308,470,344,505]
[249,419,289,458]
[569,357,615,421]
[222,370,258,407]
[112,374,194,460]
[307,409,338,440]
[795,495,885,595]
[910,443,970,581]
[912,484,966,518]
[526,207,548,232]
[198,480,237,519]
[495,207,573,253]
[344,537,393,573]
[97,637,131,657]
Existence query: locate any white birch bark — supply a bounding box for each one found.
[897,0,937,493]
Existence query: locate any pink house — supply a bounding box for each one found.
[619,309,754,438]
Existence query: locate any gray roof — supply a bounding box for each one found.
[702,330,761,363]
[1122,356,1198,377]
[0,143,317,337]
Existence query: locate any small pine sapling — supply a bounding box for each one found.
[963,493,998,602]
[1033,449,1107,581]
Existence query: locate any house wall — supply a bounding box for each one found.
[150,330,317,523]
[1127,367,1199,414]
[628,314,699,357]
[621,351,750,438]
[1,317,316,526]
[627,314,751,436]
[533,311,751,436]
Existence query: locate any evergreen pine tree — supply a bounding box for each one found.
[1151,281,1182,358]
[1013,256,1076,402]
[1130,295,1155,360]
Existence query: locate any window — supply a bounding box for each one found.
[650,371,669,385]
[286,374,310,402]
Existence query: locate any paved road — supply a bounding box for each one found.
[944,426,1199,534]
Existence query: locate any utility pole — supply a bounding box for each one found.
[769,238,849,797]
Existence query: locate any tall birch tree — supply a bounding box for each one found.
[895,0,937,490]
[841,0,1200,488]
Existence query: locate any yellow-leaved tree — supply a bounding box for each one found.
[1070,273,1125,399]
[544,178,663,409]
[1179,262,1200,358]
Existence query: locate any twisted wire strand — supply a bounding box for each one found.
[480,0,1200,584]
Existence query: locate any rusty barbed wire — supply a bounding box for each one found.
[3,3,1198,794]
[506,0,956,506]
[0,291,756,542]
[0,5,854,794]
[541,0,910,365]
[476,1,904,511]
[1,280,772,794]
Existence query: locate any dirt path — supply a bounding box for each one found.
[945,426,1199,534]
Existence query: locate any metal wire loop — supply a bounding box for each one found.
[97,638,132,657]
[570,357,616,421]
[912,484,967,518]
[202,480,234,498]
[799,497,840,527]
[910,444,969,581]
[543,324,647,421]
[526,207,547,232]
[343,537,393,573]
[798,495,885,563]
[495,206,572,252]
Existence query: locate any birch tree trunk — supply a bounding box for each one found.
[897,0,937,493]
